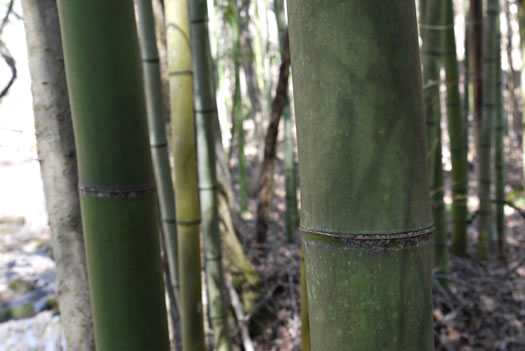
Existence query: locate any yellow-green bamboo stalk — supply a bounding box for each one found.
[165,0,206,349]
[187,0,232,348]
[56,0,171,349]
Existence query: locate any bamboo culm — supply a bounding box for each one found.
[187,0,232,348]
[135,0,181,310]
[478,0,499,259]
[230,1,248,213]
[421,0,447,274]
[495,29,505,258]
[287,0,434,349]
[56,0,171,349]
[165,0,206,349]
[443,0,469,257]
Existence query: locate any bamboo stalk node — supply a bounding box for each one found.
[190,17,208,23]
[195,108,218,114]
[142,57,160,63]
[78,184,156,198]
[301,226,434,251]
[176,219,201,226]
[169,70,193,76]
[151,142,168,148]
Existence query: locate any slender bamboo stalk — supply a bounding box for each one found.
[164,0,206,349]
[287,0,434,348]
[135,0,180,306]
[421,0,447,272]
[274,0,298,243]
[521,4,525,186]
[55,0,170,349]
[300,242,310,351]
[443,0,469,257]
[478,0,499,259]
[470,0,483,155]
[187,0,232,348]
[495,29,505,258]
[230,1,248,213]
[21,1,94,348]
[283,107,298,243]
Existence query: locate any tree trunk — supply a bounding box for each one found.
[55,0,171,349]
[21,1,94,349]
[443,0,469,257]
[287,0,434,349]
[254,33,290,247]
[164,0,206,349]
[478,0,499,259]
[420,0,447,273]
[187,0,232,348]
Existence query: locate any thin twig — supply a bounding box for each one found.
[226,279,254,351]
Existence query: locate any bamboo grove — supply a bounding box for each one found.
[15,0,525,349]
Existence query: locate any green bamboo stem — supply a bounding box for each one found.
[55,0,170,349]
[164,0,206,349]
[520,5,525,186]
[187,0,232,349]
[300,242,310,351]
[231,1,248,213]
[478,0,499,259]
[135,0,180,307]
[495,31,505,258]
[21,1,94,348]
[274,0,298,243]
[443,0,469,258]
[421,0,447,272]
[284,107,298,243]
[470,0,483,156]
[287,0,434,349]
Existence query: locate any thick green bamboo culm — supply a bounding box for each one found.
[135,0,180,306]
[421,0,447,273]
[56,0,170,349]
[495,32,505,258]
[231,1,248,213]
[478,0,499,259]
[164,0,206,349]
[443,0,469,257]
[187,0,232,349]
[287,0,434,349]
